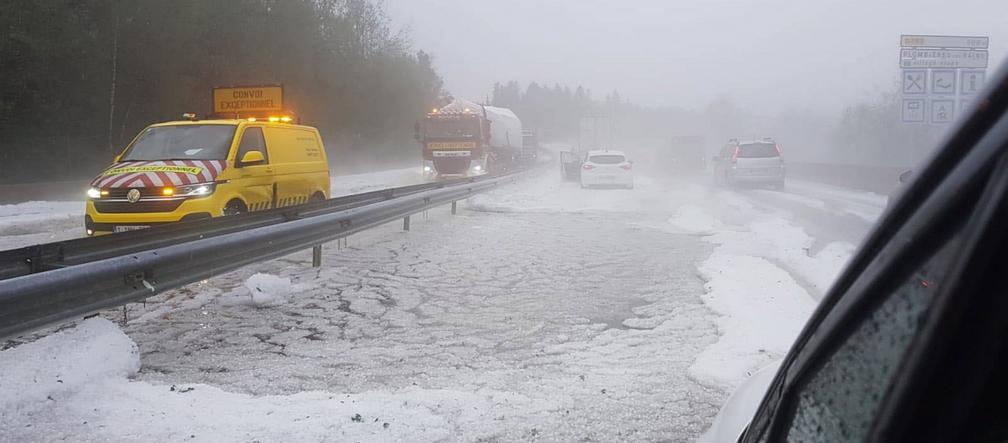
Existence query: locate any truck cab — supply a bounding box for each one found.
[419,99,523,177]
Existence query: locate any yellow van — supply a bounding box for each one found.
[85,118,330,235]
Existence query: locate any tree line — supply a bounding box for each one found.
[490,80,702,147]
[490,79,932,167]
[0,0,443,183]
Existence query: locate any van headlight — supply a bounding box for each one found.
[175,183,216,197]
[86,187,102,199]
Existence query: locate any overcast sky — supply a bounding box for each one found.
[385,0,1007,114]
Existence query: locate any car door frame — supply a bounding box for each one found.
[739,65,1008,443]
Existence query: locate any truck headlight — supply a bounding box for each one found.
[86,187,102,199]
[175,183,216,197]
[472,165,482,172]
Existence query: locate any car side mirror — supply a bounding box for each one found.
[239,150,265,166]
[899,169,914,184]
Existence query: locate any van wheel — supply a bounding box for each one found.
[310,192,326,203]
[223,200,247,216]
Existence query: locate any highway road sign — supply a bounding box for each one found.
[960,99,974,115]
[900,49,989,69]
[902,70,926,94]
[931,100,955,124]
[961,70,986,95]
[931,70,956,95]
[900,35,989,49]
[902,99,925,123]
[898,35,989,126]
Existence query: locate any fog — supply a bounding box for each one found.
[4,2,1008,440]
[388,0,1007,113]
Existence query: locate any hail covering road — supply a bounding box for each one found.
[0,159,884,441]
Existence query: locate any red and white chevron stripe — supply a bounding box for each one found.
[90,160,228,188]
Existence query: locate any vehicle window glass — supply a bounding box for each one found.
[237,127,268,165]
[738,143,779,158]
[425,117,480,138]
[588,154,625,164]
[783,234,961,443]
[121,124,236,161]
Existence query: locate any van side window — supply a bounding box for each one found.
[237,127,268,165]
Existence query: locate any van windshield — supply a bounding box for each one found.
[121,125,237,161]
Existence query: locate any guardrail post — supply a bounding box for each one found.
[403,215,410,231]
[451,201,457,215]
[312,245,322,267]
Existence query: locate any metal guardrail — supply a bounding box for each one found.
[0,175,502,280]
[0,172,523,339]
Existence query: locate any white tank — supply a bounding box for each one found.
[441,99,523,156]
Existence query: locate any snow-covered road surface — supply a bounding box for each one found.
[0,167,886,441]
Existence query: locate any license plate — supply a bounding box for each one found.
[114,225,150,233]
[599,175,615,181]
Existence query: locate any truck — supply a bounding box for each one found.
[667,135,706,174]
[417,99,523,177]
[561,116,613,181]
[521,129,540,164]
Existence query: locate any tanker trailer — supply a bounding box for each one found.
[418,99,523,176]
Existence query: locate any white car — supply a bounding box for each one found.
[580,150,634,189]
[713,139,785,188]
[699,67,1008,442]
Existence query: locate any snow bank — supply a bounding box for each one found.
[0,318,140,414]
[0,201,81,227]
[691,254,814,388]
[681,202,840,389]
[745,218,854,295]
[212,273,312,307]
[244,273,311,306]
[0,318,543,442]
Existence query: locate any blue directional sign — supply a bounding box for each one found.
[902,70,926,95]
[899,35,989,125]
[961,70,985,95]
[960,99,974,115]
[902,99,925,123]
[931,100,955,124]
[931,70,956,95]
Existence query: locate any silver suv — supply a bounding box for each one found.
[713,138,785,188]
